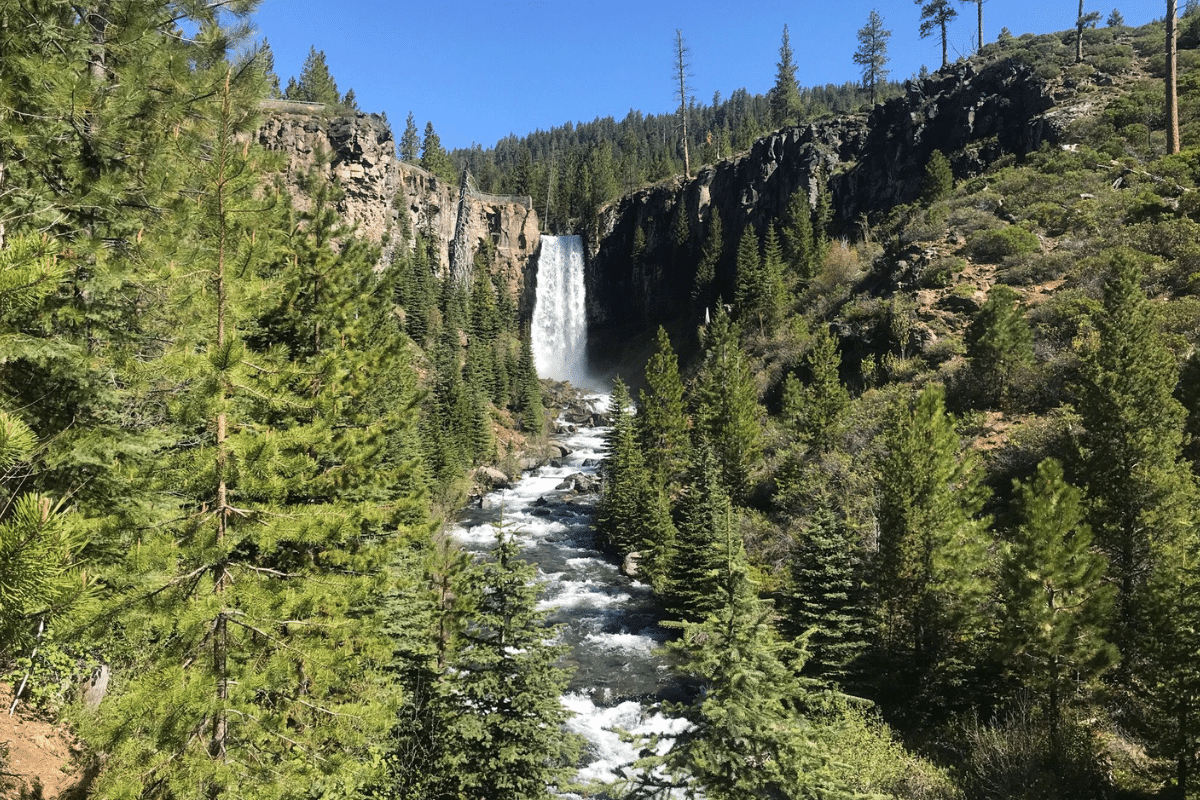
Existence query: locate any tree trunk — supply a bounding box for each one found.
[976,0,984,53]
[1077,0,1085,63]
[1167,0,1181,154]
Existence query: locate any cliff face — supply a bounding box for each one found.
[257,109,540,310]
[585,56,1060,368]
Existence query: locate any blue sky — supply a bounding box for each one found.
[251,0,1162,152]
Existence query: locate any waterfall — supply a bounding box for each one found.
[532,235,592,387]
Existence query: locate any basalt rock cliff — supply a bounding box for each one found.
[257,105,541,313]
[584,55,1068,371]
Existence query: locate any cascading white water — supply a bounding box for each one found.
[449,399,688,793]
[532,235,592,387]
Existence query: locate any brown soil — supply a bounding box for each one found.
[0,684,87,800]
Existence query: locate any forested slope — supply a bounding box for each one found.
[595,12,1200,800]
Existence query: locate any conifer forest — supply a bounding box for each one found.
[6,2,1200,799]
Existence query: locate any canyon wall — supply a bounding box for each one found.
[257,107,541,312]
[584,55,1064,370]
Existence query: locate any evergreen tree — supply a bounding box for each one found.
[789,506,869,681]
[1076,0,1102,62]
[663,444,738,622]
[853,10,892,104]
[813,179,833,266]
[781,325,850,451]
[0,237,90,654]
[90,70,401,797]
[514,331,545,437]
[1143,525,1200,799]
[917,0,959,68]
[759,222,789,331]
[636,328,689,489]
[965,285,1033,407]
[782,187,816,283]
[636,511,852,799]
[769,24,803,127]
[421,121,456,184]
[400,112,420,162]
[439,522,581,800]
[673,29,693,178]
[874,383,991,714]
[692,308,763,502]
[922,149,954,204]
[733,225,763,324]
[598,379,652,555]
[284,46,342,105]
[1076,251,1196,666]
[1000,459,1116,742]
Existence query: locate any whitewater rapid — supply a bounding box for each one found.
[448,399,688,791]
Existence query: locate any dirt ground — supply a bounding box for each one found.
[0,684,87,799]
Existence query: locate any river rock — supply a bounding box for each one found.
[621,551,642,578]
[476,466,510,489]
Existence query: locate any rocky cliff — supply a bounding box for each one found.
[585,55,1064,371]
[257,107,540,310]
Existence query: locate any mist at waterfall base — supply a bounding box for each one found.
[532,236,603,390]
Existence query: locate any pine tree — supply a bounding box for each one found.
[789,506,869,681]
[733,225,763,324]
[88,71,401,797]
[782,188,816,283]
[917,0,959,68]
[853,10,892,104]
[781,325,850,451]
[0,238,90,653]
[636,510,852,799]
[874,383,991,713]
[1000,459,1116,742]
[400,112,420,162]
[813,180,833,266]
[284,46,342,106]
[439,521,581,800]
[1143,526,1200,799]
[637,327,689,489]
[1076,251,1196,664]
[1076,0,1102,62]
[966,285,1033,407]
[598,379,652,555]
[663,444,739,622]
[922,150,954,204]
[514,331,545,437]
[421,121,456,184]
[692,308,763,502]
[769,24,803,127]
[759,222,789,331]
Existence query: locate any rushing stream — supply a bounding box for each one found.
[448,397,688,788]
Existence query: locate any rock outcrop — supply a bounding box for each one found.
[257,107,540,310]
[584,56,1061,371]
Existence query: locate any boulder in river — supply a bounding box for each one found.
[621,551,641,578]
[476,466,510,489]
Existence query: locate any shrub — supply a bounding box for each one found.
[923,257,967,288]
[966,226,1041,263]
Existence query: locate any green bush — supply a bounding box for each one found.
[966,226,1042,263]
[923,257,967,288]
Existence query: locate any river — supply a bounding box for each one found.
[448,394,689,791]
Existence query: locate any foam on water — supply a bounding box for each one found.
[561,693,691,786]
[450,394,683,791]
